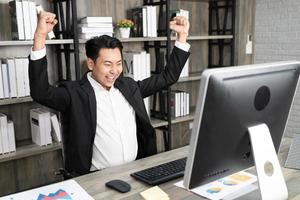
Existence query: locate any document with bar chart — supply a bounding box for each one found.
[0,180,94,200]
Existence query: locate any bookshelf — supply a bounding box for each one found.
[78,35,233,43]
[140,0,236,150]
[0,141,62,163]
[0,39,74,46]
[178,72,202,83]
[0,97,33,106]
[0,0,71,196]
[0,0,256,196]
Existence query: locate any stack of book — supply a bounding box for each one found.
[30,109,62,146]
[162,90,190,118]
[0,113,16,154]
[78,16,113,39]
[123,51,151,114]
[50,113,61,143]
[9,0,38,40]
[127,6,157,37]
[123,51,151,81]
[0,57,30,99]
[30,108,52,146]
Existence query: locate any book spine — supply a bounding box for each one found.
[7,121,16,152]
[9,0,25,40]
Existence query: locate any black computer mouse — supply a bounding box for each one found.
[105,179,131,193]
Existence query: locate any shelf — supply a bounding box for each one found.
[0,35,233,46]
[151,117,168,128]
[79,35,233,43]
[0,141,62,163]
[151,109,195,128]
[178,73,202,83]
[187,35,233,40]
[0,96,33,106]
[171,110,195,124]
[181,0,229,2]
[0,39,74,46]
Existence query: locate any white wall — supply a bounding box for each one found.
[254,0,300,137]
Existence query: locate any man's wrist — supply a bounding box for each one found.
[176,32,188,43]
[33,32,47,51]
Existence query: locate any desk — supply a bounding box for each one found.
[75,137,300,200]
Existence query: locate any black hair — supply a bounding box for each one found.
[85,35,123,62]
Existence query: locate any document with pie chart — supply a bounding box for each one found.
[0,179,94,200]
[175,171,257,200]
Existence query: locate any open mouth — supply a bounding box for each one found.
[106,76,116,83]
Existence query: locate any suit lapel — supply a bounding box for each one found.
[115,79,137,107]
[80,73,97,134]
[114,79,145,120]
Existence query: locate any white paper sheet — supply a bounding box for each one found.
[175,171,257,200]
[0,179,94,200]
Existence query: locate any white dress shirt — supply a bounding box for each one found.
[30,40,190,171]
[87,73,137,170]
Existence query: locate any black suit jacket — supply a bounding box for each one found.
[29,46,190,175]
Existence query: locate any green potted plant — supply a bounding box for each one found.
[117,19,134,38]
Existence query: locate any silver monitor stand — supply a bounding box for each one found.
[248,124,288,200]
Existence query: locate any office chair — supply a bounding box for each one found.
[54,111,74,180]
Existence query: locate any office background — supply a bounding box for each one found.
[0,0,300,197]
[254,0,300,138]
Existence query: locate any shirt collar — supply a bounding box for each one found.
[87,72,116,92]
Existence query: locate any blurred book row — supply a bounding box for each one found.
[0,113,16,154]
[0,109,61,155]
[9,0,190,41]
[30,108,61,146]
[123,51,151,115]
[0,57,30,99]
[9,0,38,40]
[161,90,190,118]
[128,7,189,37]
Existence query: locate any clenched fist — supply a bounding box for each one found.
[35,11,57,35]
[169,16,190,43]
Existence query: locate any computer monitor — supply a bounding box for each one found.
[183,61,300,191]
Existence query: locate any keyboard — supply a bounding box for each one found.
[131,157,187,185]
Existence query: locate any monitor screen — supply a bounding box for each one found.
[183,61,300,190]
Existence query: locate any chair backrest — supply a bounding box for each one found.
[57,111,73,179]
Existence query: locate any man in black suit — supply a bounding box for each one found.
[29,11,190,176]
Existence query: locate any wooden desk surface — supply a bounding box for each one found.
[75,137,300,200]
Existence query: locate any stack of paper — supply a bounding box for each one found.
[140,186,169,200]
[78,17,113,39]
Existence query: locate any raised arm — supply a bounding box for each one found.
[29,11,70,112]
[138,16,191,97]
[33,11,57,50]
